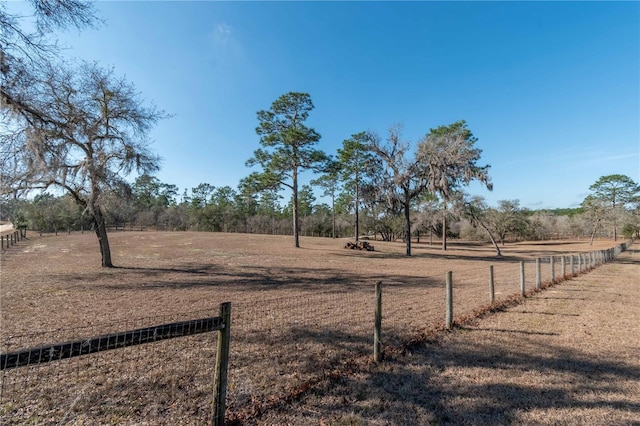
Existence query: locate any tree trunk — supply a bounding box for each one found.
[93,208,113,267]
[331,192,336,239]
[442,203,447,251]
[589,218,601,246]
[292,168,300,248]
[404,198,412,256]
[484,226,502,256]
[354,178,360,242]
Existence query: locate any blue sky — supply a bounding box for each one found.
[13,1,640,209]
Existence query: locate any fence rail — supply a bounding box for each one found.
[1,303,231,425]
[1,316,225,370]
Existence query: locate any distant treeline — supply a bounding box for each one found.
[2,174,638,243]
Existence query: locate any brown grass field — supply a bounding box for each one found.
[0,231,637,424]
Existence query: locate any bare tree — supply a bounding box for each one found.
[581,195,607,245]
[2,61,165,267]
[1,0,100,121]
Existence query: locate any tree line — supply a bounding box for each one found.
[1,2,638,267]
[3,172,638,251]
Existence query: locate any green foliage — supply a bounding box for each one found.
[622,223,639,239]
[284,185,315,217]
[584,174,639,241]
[190,183,215,209]
[589,174,639,207]
[534,207,584,217]
[133,175,178,210]
[247,92,325,191]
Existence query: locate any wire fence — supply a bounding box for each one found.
[1,309,227,425]
[0,240,631,424]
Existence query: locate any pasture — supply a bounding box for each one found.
[0,232,632,424]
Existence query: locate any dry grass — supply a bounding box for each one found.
[0,231,634,424]
[272,250,640,425]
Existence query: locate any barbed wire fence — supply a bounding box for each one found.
[0,241,631,423]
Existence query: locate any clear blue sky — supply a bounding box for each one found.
[15,1,640,209]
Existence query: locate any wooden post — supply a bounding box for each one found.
[212,302,231,426]
[1,236,4,249]
[578,254,583,272]
[374,281,382,363]
[536,258,541,289]
[570,255,575,276]
[561,256,566,279]
[446,271,453,330]
[550,256,555,283]
[519,261,525,297]
[489,265,495,305]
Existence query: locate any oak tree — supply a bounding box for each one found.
[369,125,426,256]
[1,62,165,267]
[417,120,492,250]
[1,0,99,122]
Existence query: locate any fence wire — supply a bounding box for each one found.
[1,311,219,425]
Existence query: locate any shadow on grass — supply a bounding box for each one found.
[285,336,640,424]
[71,263,445,293]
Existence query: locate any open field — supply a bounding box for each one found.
[0,231,634,424]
